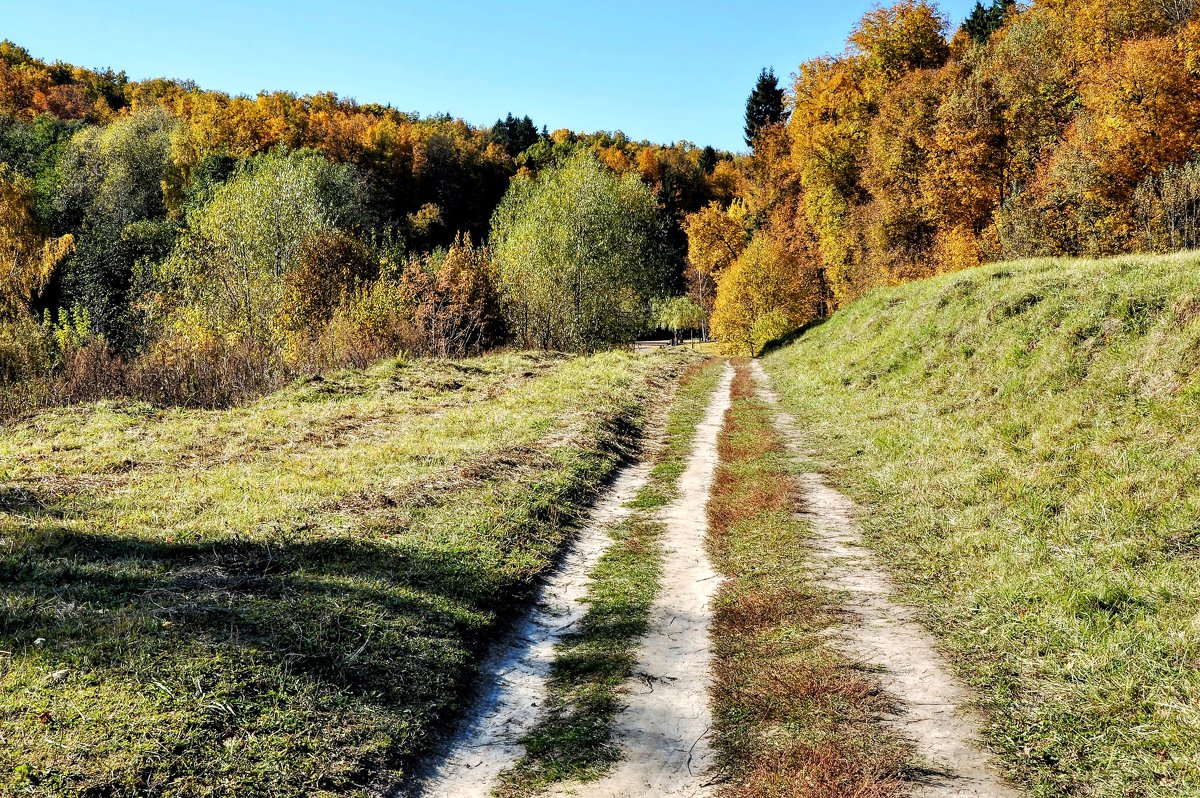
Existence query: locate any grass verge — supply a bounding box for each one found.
[0,349,693,797]
[706,361,908,798]
[763,251,1200,797]
[494,357,726,797]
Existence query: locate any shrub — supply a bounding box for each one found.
[1133,159,1200,252]
[491,151,669,351]
[399,234,499,357]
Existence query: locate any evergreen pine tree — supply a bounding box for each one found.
[963,0,1013,44]
[489,113,541,157]
[744,68,785,148]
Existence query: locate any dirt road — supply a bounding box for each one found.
[750,360,1019,798]
[411,359,1018,798]
[548,362,734,798]
[413,460,655,798]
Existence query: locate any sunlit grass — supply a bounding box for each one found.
[763,251,1200,797]
[0,349,693,797]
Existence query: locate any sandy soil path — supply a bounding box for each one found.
[550,362,734,798]
[410,458,655,798]
[750,360,1021,798]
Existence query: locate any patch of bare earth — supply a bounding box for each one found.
[548,362,734,798]
[749,360,1020,798]
[406,457,655,798]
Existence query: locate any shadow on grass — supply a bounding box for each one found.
[0,511,581,793]
[758,317,829,359]
[0,390,654,795]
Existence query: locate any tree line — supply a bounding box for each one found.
[7,0,1198,396]
[697,0,1200,353]
[0,41,733,413]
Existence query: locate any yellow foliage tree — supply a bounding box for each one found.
[0,166,74,318]
[711,233,821,355]
[682,201,747,336]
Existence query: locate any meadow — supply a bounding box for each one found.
[0,349,692,796]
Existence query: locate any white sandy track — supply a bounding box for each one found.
[409,458,655,798]
[551,362,734,798]
[750,360,1021,798]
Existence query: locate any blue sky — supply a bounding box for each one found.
[2,0,978,152]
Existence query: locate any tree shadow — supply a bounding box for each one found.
[0,521,553,793]
[757,317,828,358]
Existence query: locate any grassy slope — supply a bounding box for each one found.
[763,252,1200,797]
[0,350,692,797]
[495,358,726,796]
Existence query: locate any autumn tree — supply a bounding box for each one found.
[1076,29,1200,205]
[849,0,950,85]
[682,201,746,338]
[284,230,378,331]
[0,165,73,318]
[490,151,669,351]
[862,67,946,280]
[710,232,821,355]
[377,234,500,356]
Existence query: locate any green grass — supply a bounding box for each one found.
[0,349,694,797]
[494,357,726,797]
[762,251,1200,797]
[706,362,907,798]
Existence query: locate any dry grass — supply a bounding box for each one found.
[707,361,909,798]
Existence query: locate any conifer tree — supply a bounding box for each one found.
[962,0,1012,44]
[744,68,785,148]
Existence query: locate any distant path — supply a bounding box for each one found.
[750,361,1021,798]
[410,459,655,798]
[552,362,733,798]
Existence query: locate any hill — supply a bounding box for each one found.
[762,251,1200,796]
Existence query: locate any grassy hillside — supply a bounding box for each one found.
[0,349,691,797]
[762,252,1200,798]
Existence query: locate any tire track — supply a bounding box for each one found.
[550,362,734,798]
[750,360,1021,798]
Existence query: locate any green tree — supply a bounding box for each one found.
[158,149,370,346]
[53,105,178,349]
[489,113,541,158]
[962,0,1014,44]
[744,68,786,148]
[655,295,705,342]
[490,151,669,351]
